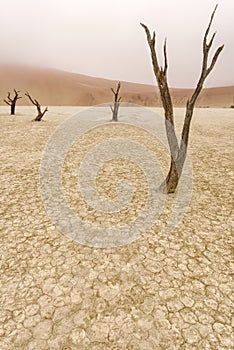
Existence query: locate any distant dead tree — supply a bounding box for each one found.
[25,92,48,121]
[141,5,224,193]
[4,89,22,115]
[110,81,122,121]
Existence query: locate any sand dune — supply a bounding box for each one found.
[0,64,233,107]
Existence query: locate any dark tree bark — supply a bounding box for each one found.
[4,89,22,115]
[25,92,48,121]
[110,82,122,121]
[141,5,224,193]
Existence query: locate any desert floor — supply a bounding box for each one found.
[0,106,233,349]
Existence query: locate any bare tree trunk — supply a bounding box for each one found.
[25,92,48,121]
[141,5,224,193]
[34,109,48,121]
[4,89,22,115]
[11,104,15,115]
[160,158,179,193]
[111,102,120,122]
[110,82,122,121]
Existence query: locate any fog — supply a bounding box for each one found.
[0,0,233,87]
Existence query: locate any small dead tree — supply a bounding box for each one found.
[141,5,224,193]
[4,89,22,115]
[25,92,48,121]
[110,82,122,121]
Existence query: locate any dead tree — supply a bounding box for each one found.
[4,89,22,115]
[110,81,122,121]
[25,92,48,121]
[141,5,224,193]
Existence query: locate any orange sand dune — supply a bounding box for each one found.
[0,64,233,107]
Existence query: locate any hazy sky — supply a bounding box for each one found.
[0,0,233,87]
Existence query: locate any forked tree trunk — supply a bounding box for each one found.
[112,102,120,122]
[11,104,15,115]
[141,5,224,193]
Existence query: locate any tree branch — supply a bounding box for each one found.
[181,4,224,150]
[11,89,22,101]
[6,92,13,102]
[204,4,218,48]
[188,5,223,108]
[206,45,224,76]
[140,23,160,77]
[208,31,216,48]
[163,38,168,74]
[25,92,37,106]
[141,22,179,160]
[42,107,48,116]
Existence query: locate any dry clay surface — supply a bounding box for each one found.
[0,106,233,349]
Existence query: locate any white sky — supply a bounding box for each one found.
[0,0,233,87]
